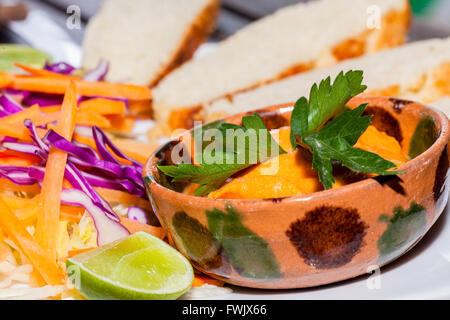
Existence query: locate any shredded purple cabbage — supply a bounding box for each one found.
[0,119,149,245]
[127,207,148,224]
[83,60,109,82]
[44,62,76,75]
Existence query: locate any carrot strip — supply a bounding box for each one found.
[0,242,10,262]
[60,205,84,223]
[14,63,79,79]
[29,271,46,288]
[58,248,95,262]
[0,122,47,141]
[0,194,41,225]
[79,98,127,115]
[107,115,135,132]
[0,104,41,125]
[192,274,224,287]
[34,111,61,127]
[6,74,151,100]
[110,138,157,164]
[95,188,152,211]
[0,154,39,166]
[0,72,14,87]
[119,217,165,239]
[0,178,40,195]
[129,100,152,116]
[73,133,151,165]
[35,81,77,261]
[76,110,111,128]
[0,199,65,285]
[39,105,61,113]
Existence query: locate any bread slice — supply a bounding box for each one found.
[207,37,450,120]
[82,0,219,87]
[153,0,410,133]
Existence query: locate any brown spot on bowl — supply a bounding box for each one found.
[363,106,403,143]
[389,98,414,113]
[286,206,368,269]
[240,110,289,130]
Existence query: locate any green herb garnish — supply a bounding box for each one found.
[290,70,404,189]
[158,114,286,196]
[159,70,404,195]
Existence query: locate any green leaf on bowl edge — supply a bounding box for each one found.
[172,212,223,270]
[206,205,282,281]
[409,116,438,159]
[377,202,426,265]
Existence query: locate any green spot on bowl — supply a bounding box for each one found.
[409,116,438,159]
[377,202,426,265]
[172,212,222,269]
[206,205,282,281]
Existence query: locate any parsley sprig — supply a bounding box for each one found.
[158,114,286,196]
[290,70,404,189]
[158,70,404,195]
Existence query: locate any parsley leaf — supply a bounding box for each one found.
[158,114,286,196]
[290,70,367,148]
[300,103,404,189]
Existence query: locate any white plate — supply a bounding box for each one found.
[206,203,450,300]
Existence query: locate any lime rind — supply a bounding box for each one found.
[66,232,194,300]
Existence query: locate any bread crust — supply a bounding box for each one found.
[363,62,450,103]
[148,0,220,88]
[162,4,411,132]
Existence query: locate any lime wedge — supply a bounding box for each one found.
[0,44,52,72]
[66,232,194,300]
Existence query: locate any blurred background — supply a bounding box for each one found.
[0,0,449,66]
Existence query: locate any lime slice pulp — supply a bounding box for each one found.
[66,232,194,300]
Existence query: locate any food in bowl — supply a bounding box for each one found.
[144,71,449,289]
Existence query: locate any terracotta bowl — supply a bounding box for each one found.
[143,97,450,289]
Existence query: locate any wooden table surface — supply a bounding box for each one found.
[1,0,449,46]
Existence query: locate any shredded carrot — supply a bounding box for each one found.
[72,133,97,150]
[0,194,82,224]
[192,274,224,287]
[119,217,165,239]
[39,105,61,113]
[60,205,84,223]
[106,114,135,132]
[35,81,77,261]
[73,133,152,165]
[0,194,41,225]
[0,154,39,166]
[29,271,46,288]
[0,72,14,87]
[110,138,157,164]
[76,110,111,128]
[0,242,9,262]
[0,178,40,195]
[79,98,127,115]
[0,104,41,125]
[0,122,44,141]
[0,198,65,285]
[58,248,95,262]
[4,74,151,100]
[14,63,79,79]
[95,187,152,211]
[129,100,152,116]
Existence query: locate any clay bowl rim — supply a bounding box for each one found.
[144,97,450,208]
